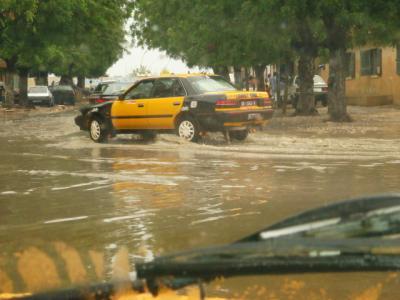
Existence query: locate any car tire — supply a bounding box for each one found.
[89,116,109,143]
[176,116,200,142]
[140,131,157,141]
[229,130,249,141]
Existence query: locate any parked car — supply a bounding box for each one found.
[289,75,328,108]
[49,85,76,105]
[88,81,133,104]
[75,74,273,143]
[28,86,54,106]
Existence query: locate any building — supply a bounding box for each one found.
[321,46,400,106]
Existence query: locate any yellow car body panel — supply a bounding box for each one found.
[146,96,184,129]
[111,99,148,129]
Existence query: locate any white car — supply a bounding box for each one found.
[289,75,328,108]
[28,86,54,106]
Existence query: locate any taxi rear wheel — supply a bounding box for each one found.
[229,129,249,141]
[89,116,109,143]
[177,117,200,142]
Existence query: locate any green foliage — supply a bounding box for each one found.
[0,0,131,77]
[132,0,400,67]
[131,64,151,76]
[131,0,292,69]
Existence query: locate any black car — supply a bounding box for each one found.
[88,81,133,104]
[49,85,76,105]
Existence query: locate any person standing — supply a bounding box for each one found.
[270,72,277,102]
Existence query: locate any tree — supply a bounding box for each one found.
[317,0,400,121]
[132,0,400,121]
[0,0,130,106]
[50,0,129,87]
[131,65,151,77]
[132,0,289,88]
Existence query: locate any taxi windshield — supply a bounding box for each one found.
[187,76,237,93]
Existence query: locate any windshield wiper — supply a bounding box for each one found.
[19,194,400,300]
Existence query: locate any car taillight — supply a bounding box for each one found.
[95,98,106,103]
[215,99,239,108]
[259,97,271,106]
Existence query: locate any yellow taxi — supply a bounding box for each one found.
[75,74,273,142]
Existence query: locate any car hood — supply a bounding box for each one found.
[79,100,113,113]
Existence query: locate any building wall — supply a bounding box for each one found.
[320,46,400,106]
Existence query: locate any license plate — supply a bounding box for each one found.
[241,100,257,107]
[248,113,261,120]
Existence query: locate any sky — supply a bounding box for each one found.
[106,46,208,77]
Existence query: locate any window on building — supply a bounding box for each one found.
[345,52,355,78]
[396,44,400,75]
[360,48,382,76]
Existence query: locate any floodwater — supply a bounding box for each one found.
[1,109,400,299]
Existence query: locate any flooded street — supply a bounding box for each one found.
[1,107,400,298]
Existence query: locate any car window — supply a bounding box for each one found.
[94,83,110,93]
[187,76,237,94]
[52,86,74,91]
[28,86,47,93]
[124,80,154,99]
[103,82,132,95]
[152,78,186,98]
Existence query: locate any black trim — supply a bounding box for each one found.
[112,114,173,119]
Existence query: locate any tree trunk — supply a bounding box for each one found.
[212,66,230,82]
[59,75,73,85]
[77,75,85,89]
[4,67,15,108]
[254,64,266,91]
[328,48,351,122]
[282,71,289,115]
[233,66,242,89]
[244,67,250,91]
[36,71,48,86]
[296,54,316,115]
[276,66,281,107]
[18,68,29,107]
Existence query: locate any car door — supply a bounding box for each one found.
[111,80,155,130]
[146,78,186,129]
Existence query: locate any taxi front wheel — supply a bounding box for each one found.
[177,117,200,142]
[89,116,109,143]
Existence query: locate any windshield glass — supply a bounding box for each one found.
[187,76,237,93]
[103,82,132,95]
[1,1,400,299]
[28,86,47,93]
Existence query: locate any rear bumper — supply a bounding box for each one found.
[197,108,273,131]
[29,97,52,105]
